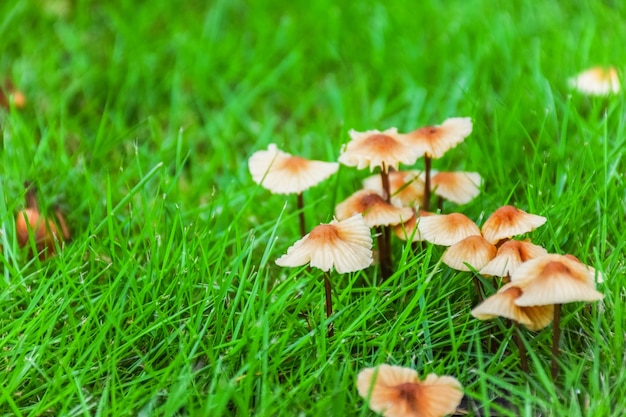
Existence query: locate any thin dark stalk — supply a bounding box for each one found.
[514,322,530,373]
[296,193,306,237]
[323,272,334,337]
[423,155,431,211]
[551,303,562,380]
[378,164,393,281]
[380,164,391,203]
[377,226,392,281]
[25,182,38,211]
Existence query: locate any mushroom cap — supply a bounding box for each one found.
[363,170,426,207]
[471,283,554,331]
[511,254,604,306]
[336,189,414,227]
[481,205,546,244]
[568,66,620,96]
[399,117,473,159]
[248,143,339,194]
[416,212,481,246]
[275,214,373,274]
[431,172,481,205]
[442,235,497,271]
[357,364,463,417]
[339,128,420,172]
[479,240,548,277]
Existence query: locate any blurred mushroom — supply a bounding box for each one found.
[568,66,620,96]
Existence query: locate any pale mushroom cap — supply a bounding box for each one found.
[416,213,481,246]
[336,189,414,227]
[357,364,463,417]
[479,240,548,277]
[363,170,426,207]
[568,66,620,96]
[248,144,339,194]
[275,214,373,274]
[431,172,481,205]
[442,235,496,271]
[511,254,604,306]
[339,128,420,172]
[399,117,473,159]
[471,283,554,331]
[481,205,547,244]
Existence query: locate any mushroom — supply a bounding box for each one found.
[481,205,546,245]
[16,183,70,260]
[0,79,26,109]
[339,128,420,203]
[568,66,620,96]
[431,171,481,210]
[510,254,604,379]
[275,214,372,336]
[415,212,481,246]
[357,364,463,417]
[479,239,548,279]
[248,143,339,236]
[471,282,554,372]
[399,117,473,211]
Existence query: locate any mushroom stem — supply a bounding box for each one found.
[377,226,392,281]
[551,303,562,380]
[423,155,432,211]
[296,193,306,237]
[380,164,391,204]
[323,271,334,337]
[514,322,530,373]
[24,182,39,211]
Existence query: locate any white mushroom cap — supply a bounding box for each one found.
[568,66,620,96]
[399,117,473,158]
[248,143,339,194]
[481,205,546,244]
[339,128,421,172]
[431,171,481,205]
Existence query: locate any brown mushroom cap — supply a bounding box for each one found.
[471,283,554,331]
[511,254,604,306]
[442,235,496,271]
[481,205,546,244]
[357,364,463,417]
[416,212,481,246]
[479,240,548,277]
[248,144,339,194]
[275,214,373,274]
[568,66,620,96]
[399,117,473,159]
[336,189,414,228]
[339,128,420,172]
[431,172,481,205]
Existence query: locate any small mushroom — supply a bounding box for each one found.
[481,205,546,245]
[248,143,339,236]
[415,212,481,246]
[357,364,463,417]
[479,239,548,279]
[431,171,481,209]
[399,117,473,211]
[568,66,620,96]
[276,214,373,336]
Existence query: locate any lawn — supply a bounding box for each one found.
[1,0,625,416]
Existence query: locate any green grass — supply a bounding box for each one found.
[1,0,625,415]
